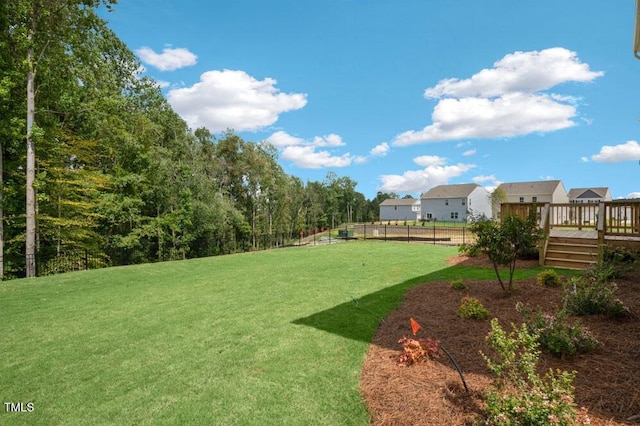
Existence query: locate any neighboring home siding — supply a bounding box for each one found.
[496,180,568,217]
[421,183,490,222]
[379,199,421,221]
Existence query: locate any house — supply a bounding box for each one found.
[567,187,612,225]
[379,198,421,221]
[568,187,612,204]
[495,180,569,218]
[420,183,491,222]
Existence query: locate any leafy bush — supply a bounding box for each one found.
[457,296,489,320]
[466,211,543,292]
[394,318,440,367]
[395,336,440,367]
[601,246,639,278]
[537,269,561,287]
[516,303,600,357]
[563,276,630,318]
[458,242,480,257]
[481,319,590,425]
[450,279,466,290]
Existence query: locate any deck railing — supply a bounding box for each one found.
[502,200,640,238]
[603,200,640,236]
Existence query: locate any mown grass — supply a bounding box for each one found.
[0,242,547,425]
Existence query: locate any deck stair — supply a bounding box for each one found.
[544,236,599,270]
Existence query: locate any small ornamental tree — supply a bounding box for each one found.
[468,210,542,292]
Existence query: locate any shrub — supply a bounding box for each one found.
[601,246,639,278]
[395,336,440,367]
[466,211,543,292]
[516,303,600,357]
[450,279,466,290]
[457,296,489,320]
[393,318,440,367]
[537,269,561,287]
[458,242,480,257]
[563,276,630,318]
[481,319,590,425]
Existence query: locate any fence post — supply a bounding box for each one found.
[433,222,436,245]
[364,223,366,240]
[384,225,387,242]
[407,225,410,243]
[85,249,88,270]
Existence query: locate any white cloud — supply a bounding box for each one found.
[627,192,640,199]
[168,70,307,132]
[370,142,390,157]
[591,140,640,163]
[473,174,498,184]
[580,156,589,162]
[395,93,575,145]
[462,149,476,157]
[413,155,446,167]
[280,145,354,168]
[378,160,475,193]
[473,175,502,192]
[136,47,198,71]
[424,47,603,99]
[267,131,356,169]
[393,48,603,146]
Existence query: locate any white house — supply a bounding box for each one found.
[421,183,491,222]
[379,198,421,221]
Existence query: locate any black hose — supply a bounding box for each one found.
[440,344,469,393]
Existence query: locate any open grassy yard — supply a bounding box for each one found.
[1,242,476,425]
[1,242,558,425]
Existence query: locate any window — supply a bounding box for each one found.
[426,213,433,219]
[394,206,397,210]
[532,196,537,203]
[451,212,458,219]
[519,197,524,203]
[445,199,449,205]
[462,199,465,205]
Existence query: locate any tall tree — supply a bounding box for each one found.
[8,0,118,276]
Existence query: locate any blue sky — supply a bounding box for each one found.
[102,1,639,200]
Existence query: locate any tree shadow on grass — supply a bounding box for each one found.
[291,266,490,345]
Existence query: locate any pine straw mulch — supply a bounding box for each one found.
[361,255,640,425]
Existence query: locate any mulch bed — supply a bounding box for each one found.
[361,255,640,425]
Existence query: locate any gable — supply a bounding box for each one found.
[568,187,609,199]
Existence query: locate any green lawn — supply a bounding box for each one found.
[0,242,545,425]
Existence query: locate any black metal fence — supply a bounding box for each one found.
[15,224,472,279]
[347,223,472,245]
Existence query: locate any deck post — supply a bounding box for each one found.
[597,202,606,264]
[539,203,550,267]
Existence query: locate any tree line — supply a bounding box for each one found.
[0,1,395,279]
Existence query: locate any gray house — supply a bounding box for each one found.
[379,198,421,221]
[420,183,491,222]
[568,187,612,204]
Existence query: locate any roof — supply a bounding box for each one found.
[379,198,420,206]
[568,187,610,199]
[497,180,563,196]
[421,183,481,199]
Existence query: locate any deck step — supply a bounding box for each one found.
[543,236,598,270]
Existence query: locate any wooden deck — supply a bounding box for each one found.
[549,229,597,239]
[503,201,640,269]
